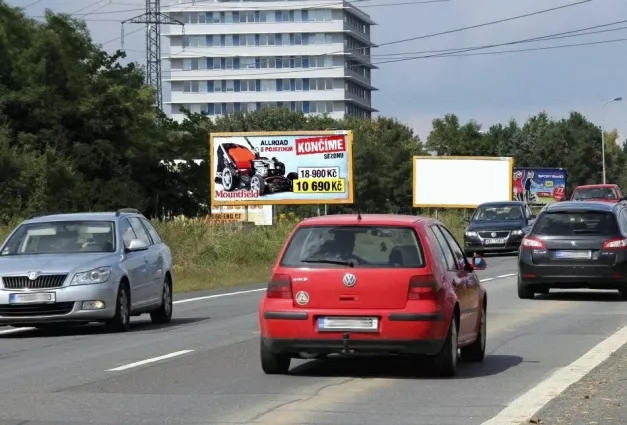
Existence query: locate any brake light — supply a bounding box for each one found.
[603,237,627,250]
[267,274,292,299]
[521,236,546,249]
[408,274,439,300]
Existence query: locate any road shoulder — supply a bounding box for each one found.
[528,341,627,425]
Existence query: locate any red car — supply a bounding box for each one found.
[570,184,624,203]
[258,214,488,377]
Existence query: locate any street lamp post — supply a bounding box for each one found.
[601,97,622,184]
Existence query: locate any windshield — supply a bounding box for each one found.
[280,225,425,268]
[0,221,116,256]
[572,187,618,201]
[472,205,524,221]
[533,211,619,236]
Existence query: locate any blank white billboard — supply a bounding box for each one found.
[412,156,514,208]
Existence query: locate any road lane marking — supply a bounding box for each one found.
[173,288,266,305]
[482,323,627,424]
[496,273,516,279]
[107,350,195,372]
[0,327,36,335]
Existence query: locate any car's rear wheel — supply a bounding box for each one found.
[619,289,627,300]
[460,303,486,362]
[260,338,291,374]
[105,284,131,332]
[517,275,535,299]
[432,316,458,377]
[150,276,173,324]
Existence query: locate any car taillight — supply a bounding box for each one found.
[267,274,293,299]
[603,237,627,250]
[408,274,439,300]
[521,236,546,249]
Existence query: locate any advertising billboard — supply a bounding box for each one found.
[413,156,514,208]
[513,167,567,204]
[210,130,354,206]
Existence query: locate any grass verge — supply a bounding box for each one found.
[0,210,468,293]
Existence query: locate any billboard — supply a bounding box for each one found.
[513,167,567,204]
[413,156,514,208]
[210,130,354,206]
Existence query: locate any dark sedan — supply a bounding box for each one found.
[518,201,627,299]
[464,201,536,256]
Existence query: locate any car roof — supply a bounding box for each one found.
[573,184,619,189]
[24,212,141,224]
[477,201,526,207]
[545,201,619,213]
[298,214,429,226]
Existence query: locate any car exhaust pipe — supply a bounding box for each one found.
[341,332,353,354]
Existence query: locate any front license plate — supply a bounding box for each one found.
[555,250,592,259]
[484,238,506,245]
[9,292,56,304]
[317,316,379,332]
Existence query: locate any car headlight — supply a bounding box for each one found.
[465,231,478,237]
[512,229,523,235]
[70,267,112,286]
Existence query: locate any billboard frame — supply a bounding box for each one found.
[412,156,514,209]
[209,130,355,206]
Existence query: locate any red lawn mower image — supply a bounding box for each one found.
[214,137,298,195]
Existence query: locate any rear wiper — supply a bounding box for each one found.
[301,259,356,267]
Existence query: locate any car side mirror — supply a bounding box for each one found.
[473,256,487,270]
[522,226,532,235]
[126,239,149,252]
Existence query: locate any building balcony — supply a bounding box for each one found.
[163,44,346,59]
[164,67,348,81]
[168,89,347,104]
[163,21,346,36]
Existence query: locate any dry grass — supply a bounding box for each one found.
[0,210,468,293]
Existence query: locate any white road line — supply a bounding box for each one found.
[107,350,195,372]
[482,323,627,424]
[496,273,516,279]
[481,278,495,282]
[173,288,266,305]
[0,327,36,335]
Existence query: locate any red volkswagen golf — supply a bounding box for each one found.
[258,214,488,377]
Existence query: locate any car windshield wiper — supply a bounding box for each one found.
[300,259,356,267]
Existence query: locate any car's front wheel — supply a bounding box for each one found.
[460,303,486,362]
[260,338,291,374]
[105,283,131,332]
[150,276,173,324]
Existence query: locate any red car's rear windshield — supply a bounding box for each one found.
[572,187,618,201]
[279,225,426,268]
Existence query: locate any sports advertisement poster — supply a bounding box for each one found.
[513,167,567,204]
[210,130,354,206]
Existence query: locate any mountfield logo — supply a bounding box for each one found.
[295,135,346,155]
[215,189,260,199]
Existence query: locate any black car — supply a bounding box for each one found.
[518,201,627,299]
[463,201,536,257]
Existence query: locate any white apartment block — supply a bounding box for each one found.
[162,0,377,121]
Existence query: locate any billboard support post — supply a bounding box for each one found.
[210,130,354,207]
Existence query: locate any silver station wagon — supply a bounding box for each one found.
[0,209,174,332]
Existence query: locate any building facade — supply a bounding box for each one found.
[162,0,377,121]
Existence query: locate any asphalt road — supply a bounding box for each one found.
[1,254,627,425]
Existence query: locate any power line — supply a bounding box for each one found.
[372,19,627,57]
[102,26,143,46]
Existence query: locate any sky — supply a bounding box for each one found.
[10,0,627,143]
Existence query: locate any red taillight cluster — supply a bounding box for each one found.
[267,274,293,299]
[408,274,439,300]
[602,237,627,250]
[521,236,546,249]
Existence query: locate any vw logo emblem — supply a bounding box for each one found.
[343,273,357,287]
[491,232,497,237]
[571,241,576,246]
[27,271,39,281]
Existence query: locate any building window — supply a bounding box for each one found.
[214,81,223,92]
[241,58,256,69]
[225,80,235,92]
[294,79,303,91]
[259,58,275,68]
[307,9,331,22]
[224,35,233,46]
[260,80,275,91]
[311,101,334,113]
[282,79,291,91]
[240,80,256,92]
[225,57,234,69]
[182,58,207,70]
[183,81,208,93]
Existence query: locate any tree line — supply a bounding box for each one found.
[1,3,625,224]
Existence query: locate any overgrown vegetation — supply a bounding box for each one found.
[1,2,626,291]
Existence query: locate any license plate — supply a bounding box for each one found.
[484,238,506,244]
[9,292,56,304]
[555,250,592,259]
[317,316,379,332]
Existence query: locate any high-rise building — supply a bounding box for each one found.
[162,0,377,121]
